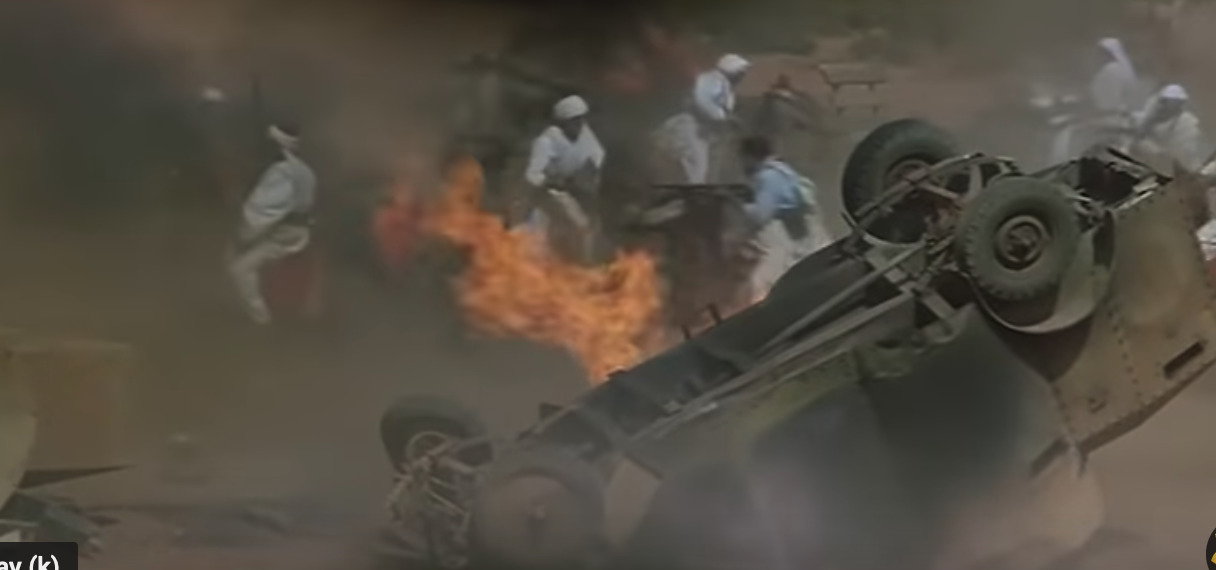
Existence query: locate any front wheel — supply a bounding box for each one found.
[379,395,488,472]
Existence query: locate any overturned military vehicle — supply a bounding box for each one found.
[378,119,1216,570]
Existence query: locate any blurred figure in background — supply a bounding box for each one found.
[1133,83,1216,263]
[1049,38,1150,165]
[1089,37,1145,116]
[655,54,751,184]
[1128,84,1211,173]
[228,122,318,325]
[754,75,817,141]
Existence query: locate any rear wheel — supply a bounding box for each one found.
[840,119,962,243]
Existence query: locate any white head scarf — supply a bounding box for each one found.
[1160,83,1190,102]
[1098,37,1136,78]
[716,54,751,76]
[268,124,300,151]
[1137,83,1192,130]
[553,95,590,120]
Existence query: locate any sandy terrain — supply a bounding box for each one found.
[0,2,1213,569]
[1079,373,1216,568]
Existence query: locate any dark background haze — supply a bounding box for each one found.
[0,1,1207,569]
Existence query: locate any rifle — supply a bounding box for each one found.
[649,182,754,202]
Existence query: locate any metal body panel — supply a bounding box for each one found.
[1051,181,1216,450]
[628,293,915,476]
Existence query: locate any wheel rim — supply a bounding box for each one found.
[995,214,1050,270]
[403,430,457,465]
[476,474,591,565]
[884,158,933,188]
[867,158,943,244]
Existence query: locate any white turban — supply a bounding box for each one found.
[716,54,751,76]
[1098,37,1136,77]
[1160,83,1189,101]
[1136,83,1191,130]
[268,124,301,151]
[200,86,226,103]
[553,95,590,120]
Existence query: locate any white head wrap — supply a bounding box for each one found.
[1137,83,1191,130]
[1098,37,1137,77]
[553,95,590,120]
[1160,83,1189,101]
[716,54,751,76]
[268,124,300,151]
[200,86,226,103]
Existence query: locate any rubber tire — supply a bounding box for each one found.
[840,119,961,243]
[470,447,605,570]
[379,395,487,472]
[955,176,1081,302]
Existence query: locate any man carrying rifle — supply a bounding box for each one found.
[520,95,605,261]
[737,135,822,302]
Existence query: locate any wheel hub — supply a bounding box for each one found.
[995,215,1050,269]
[403,431,455,465]
[475,474,590,566]
[884,159,933,188]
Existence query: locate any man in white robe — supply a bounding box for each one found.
[655,54,751,184]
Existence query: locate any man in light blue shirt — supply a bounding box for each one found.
[738,136,820,301]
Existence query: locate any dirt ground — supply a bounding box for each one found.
[3,1,1216,569]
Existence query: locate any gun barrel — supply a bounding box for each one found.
[650,183,750,191]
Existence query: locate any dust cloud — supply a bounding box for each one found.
[0,0,581,527]
[0,0,1209,569]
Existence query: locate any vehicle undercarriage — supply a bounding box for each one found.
[379,118,1216,570]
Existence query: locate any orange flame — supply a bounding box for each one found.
[423,158,663,383]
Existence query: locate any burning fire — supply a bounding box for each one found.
[421,157,663,383]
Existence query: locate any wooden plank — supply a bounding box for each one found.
[831,85,885,110]
[817,62,888,87]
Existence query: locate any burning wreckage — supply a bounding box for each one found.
[379,119,1216,570]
